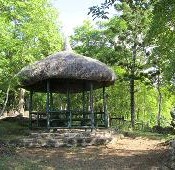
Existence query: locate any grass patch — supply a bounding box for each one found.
[0,116,30,141]
[0,155,51,170]
[0,116,53,169]
[121,130,175,141]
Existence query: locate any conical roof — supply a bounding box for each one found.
[17,51,116,93]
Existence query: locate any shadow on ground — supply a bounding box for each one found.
[0,116,171,170]
[17,145,170,170]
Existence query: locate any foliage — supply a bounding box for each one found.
[70,0,175,129]
[71,20,116,63]
[0,0,174,132]
[88,0,117,19]
[148,0,175,83]
[72,1,155,128]
[0,0,63,111]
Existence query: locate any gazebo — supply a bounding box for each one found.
[17,49,116,130]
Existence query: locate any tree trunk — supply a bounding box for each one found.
[18,88,25,115]
[130,77,135,128]
[157,74,162,126]
[130,42,137,128]
[0,85,10,117]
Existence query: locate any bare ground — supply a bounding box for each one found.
[17,136,171,170]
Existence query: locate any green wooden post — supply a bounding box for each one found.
[82,88,86,126]
[90,83,95,129]
[37,112,39,127]
[50,92,53,111]
[103,86,108,128]
[29,90,33,129]
[67,83,71,128]
[49,92,53,128]
[46,80,50,129]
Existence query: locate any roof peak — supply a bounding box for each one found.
[63,36,72,52]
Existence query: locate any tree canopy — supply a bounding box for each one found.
[70,0,175,129]
[0,0,63,112]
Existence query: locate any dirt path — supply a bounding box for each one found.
[18,137,170,170]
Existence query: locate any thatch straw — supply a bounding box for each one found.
[17,51,116,93]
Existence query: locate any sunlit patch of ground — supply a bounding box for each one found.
[0,116,171,169]
[16,137,170,170]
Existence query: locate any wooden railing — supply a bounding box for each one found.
[29,110,107,129]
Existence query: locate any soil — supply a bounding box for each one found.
[17,136,170,170]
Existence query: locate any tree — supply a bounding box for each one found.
[146,0,175,126]
[148,0,175,83]
[88,0,154,128]
[71,20,117,63]
[71,19,175,128]
[0,0,63,115]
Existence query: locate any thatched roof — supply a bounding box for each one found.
[17,51,116,93]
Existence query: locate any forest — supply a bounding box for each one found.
[1,0,175,169]
[1,0,175,132]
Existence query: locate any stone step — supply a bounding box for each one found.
[19,129,117,148]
